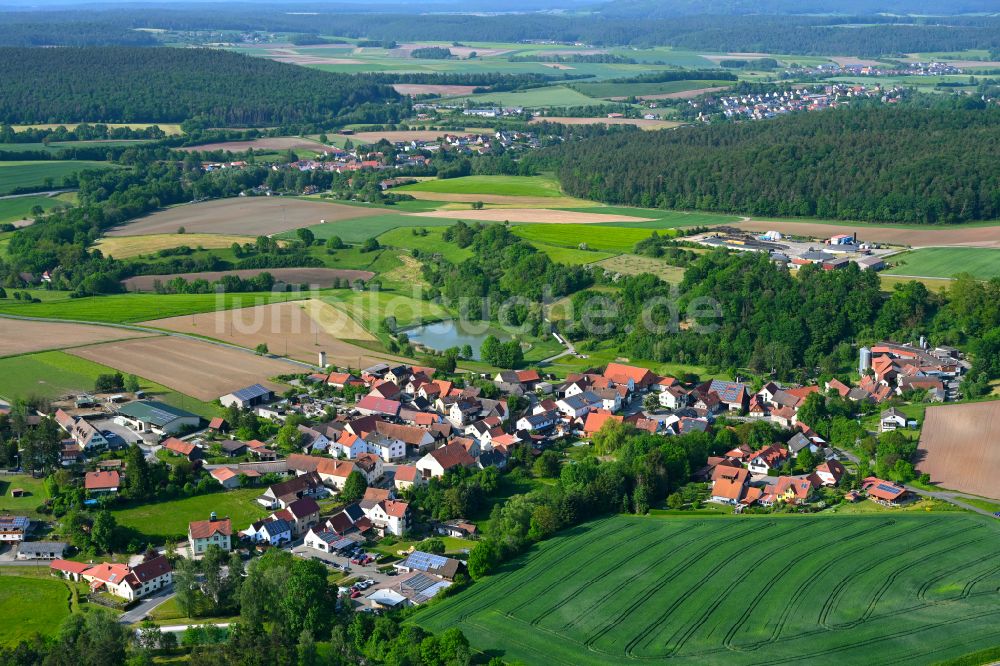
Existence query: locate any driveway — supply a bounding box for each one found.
[290,545,396,589]
[118,586,175,624]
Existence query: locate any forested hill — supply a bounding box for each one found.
[0,47,400,126]
[551,107,1000,224]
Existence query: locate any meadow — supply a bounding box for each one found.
[512,223,664,253]
[445,85,611,109]
[0,195,67,224]
[377,226,474,264]
[415,514,1000,666]
[0,290,302,323]
[396,175,563,198]
[0,350,216,417]
[0,573,75,645]
[112,488,268,543]
[881,247,1000,280]
[571,79,734,99]
[0,474,50,518]
[277,211,456,244]
[0,161,113,195]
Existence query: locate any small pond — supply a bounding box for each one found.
[402,320,508,360]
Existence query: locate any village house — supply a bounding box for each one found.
[393,465,422,492]
[393,550,464,581]
[209,467,245,489]
[880,408,908,432]
[710,466,751,505]
[76,555,172,601]
[355,453,384,485]
[863,477,911,506]
[416,442,477,480]
[188,515,233,556]
[162,437,204,462]
[814,459,848,486]
[603,362,656,392]
[658,386,689,410]
[747,444,789,475]
[54,409,109,452]
[241,517,292,545]
[436,519,478,539]
[17,541,68,560]
[364,499,412,536]
[84,470,120,495]
[257,469,325,508]
[275,497,321,536]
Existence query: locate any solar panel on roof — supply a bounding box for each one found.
[876,483,901,494]
[406,551,448,571]
[231,384,271,401]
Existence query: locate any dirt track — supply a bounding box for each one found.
[68,336,291,401]
[917,402,1000,501]
[731,219,1000,248]
[107,198,382,237]
[0,319,154,357]
[122,268,373,292]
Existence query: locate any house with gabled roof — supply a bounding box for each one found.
[862,476,911,506]
[710,466,750,505]
[242,517,292,545]
[880,408,907,432]
[188,515,233,556]
[162,437,203,461]
[220,384,274,410]
[814,459,847,486]
[80,555,172,601]
[747,444,789,475]
[356,395,401,417]
[603,362,655,391]
[84,470,120,495]
[416,442,476,480]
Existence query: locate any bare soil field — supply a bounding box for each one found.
[179,137,327,153]
[0,319,154,357]
[107,198,382,237]
[529,117,682,130]
[917,402,1000,500]
[732,219,1000,248]
[68,336,291,400]
[609,86,731,101]
[95,234,262,259]
[392,84,478,96]
[122,268,373,292]
[140,300,409,369]
[409,208,648,224]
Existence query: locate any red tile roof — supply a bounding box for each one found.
[583,409,623,435]
[164,437,197,456]
[189,518,232,539]
[394,465,418,482]
[85,470,120,490]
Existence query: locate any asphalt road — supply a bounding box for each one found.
[118,586,175,624]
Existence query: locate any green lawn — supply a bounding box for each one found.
[0,290,302,324]
[0,474,50,519]
[324,289,450,330]
[882,247,1000,280]
[0,195,67,224]
[0,573,74,645]
[112,489,268,543]
[397,175,563,198]
[0,351,215,418]
[0,161,114,195]
[415,513,1000,665]
[512,223,663,253]
[588,208,742,228]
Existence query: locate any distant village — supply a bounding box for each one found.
[693,83,906,122]
[691,227,896,271]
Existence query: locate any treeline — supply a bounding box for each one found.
[410,46,453,59]
[600,0,1000,16]
[5,9,1000,55]
[601,69,738,84]
[508,53,636,64]
[561,249,1000,392]
[551,107,1000,224]
[0,123,166,144]
[0,47,399,126]
[359,71,582,93]
[0,20,157,46]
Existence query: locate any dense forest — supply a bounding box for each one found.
[599,0,1000,16]
[2,9,1000,55]
[550,107,1000,224]
[0,47,400,126]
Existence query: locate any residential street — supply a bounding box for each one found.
[117,586,175,624]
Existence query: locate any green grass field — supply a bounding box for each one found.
[0,573,74,644]
[0,474,50,518]
[397,175,563,198]
[0,161,114,195]
[415,514,1000,666]
[377,226,474,264]
[112,488,268,543]
[0,350,215,417]
[0,195,66,224]
[571,79,733,99]
[512,224,663,253]
[531,242,615,265]
[881,247,1000,280]
[277,211,456,244]
[0,291,301,323]
[324,290,450,330]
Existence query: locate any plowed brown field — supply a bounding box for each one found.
[917,402,1000,500]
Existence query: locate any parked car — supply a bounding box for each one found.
[350,589,361,599]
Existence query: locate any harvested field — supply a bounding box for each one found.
[140,300,410,369]
[529,116,682,129]
[0,319,154,357]
[68,336,291,401]
[731,219,1000,248]
[609,86,731,101]
[699,52,772,63]
[541,63,574,70]
[917,402,1000,500]
[417,514,1000,666]
[95,233,262,258]
[107,198,383,237]
[179,137,327,153]
[122,268,373,292]
[410,208,648,224]
[392,84,477,96]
